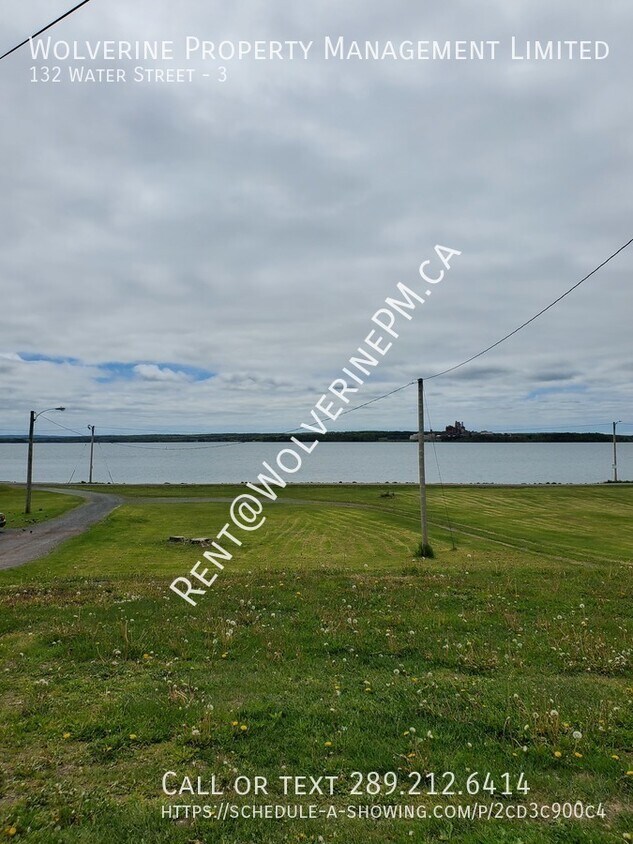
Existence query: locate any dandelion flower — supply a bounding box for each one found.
[324,741,332,747]
[62,732,71,740]
[240,725,247,732]
[129,734,137,740]
[231,721,239,727]
[554,750,562,758]
[574,752,583,758]
[611,754,620,760]
[7,828,17,837]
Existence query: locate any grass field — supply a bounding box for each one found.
[0,484,631,842]
[0,485,82,531]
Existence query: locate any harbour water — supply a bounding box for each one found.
[0,441,630,485]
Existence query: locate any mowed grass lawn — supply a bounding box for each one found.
[0,484,631,843]
[0,485,82,531]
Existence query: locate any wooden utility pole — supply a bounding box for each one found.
[612,421,620,483]
[88,425,95,484]
[24,406,65,513]
[417,378,431,554]
[25,410,36,514]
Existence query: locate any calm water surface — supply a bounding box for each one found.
[0,441,630,485]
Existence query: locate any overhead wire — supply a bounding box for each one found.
[227,234,633,425]
[67,442,87,483]
[38,415,246,451]
[97,442,115,484]
[424,236,633,380]
[0,1,94,62]
[23,236,633,447]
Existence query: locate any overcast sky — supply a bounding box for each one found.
[1,1,632,436]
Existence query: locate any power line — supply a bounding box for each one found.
[0,0,94,62]
[67,441,87,483]
[39,415,247,451]
[110,439,246,452]
[97,442,115,484]
[92,424,189,432]
[339,380,416,417]
[20,237,633,442]
[270,235,633,420]
[425,236,633,380]
[479,422,632,433]
[38,415,86,436]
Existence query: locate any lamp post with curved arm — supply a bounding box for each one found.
[25,406,66,514]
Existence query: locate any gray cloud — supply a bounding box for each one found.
[0,1,632,436]
[532,369,580,383]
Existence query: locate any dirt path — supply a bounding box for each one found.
[0,487,122,570]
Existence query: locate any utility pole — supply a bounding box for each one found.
[417,378,432,556]
[88,425,95,484]
[612,420,621,482]
[25,406,65,514]
[25,411,36,515]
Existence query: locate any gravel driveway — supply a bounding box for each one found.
[0,487,122,570]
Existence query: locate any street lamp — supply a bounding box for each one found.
[612,420,622,483]
[25,406,66,514]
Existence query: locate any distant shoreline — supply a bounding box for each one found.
[1,431,631,444]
